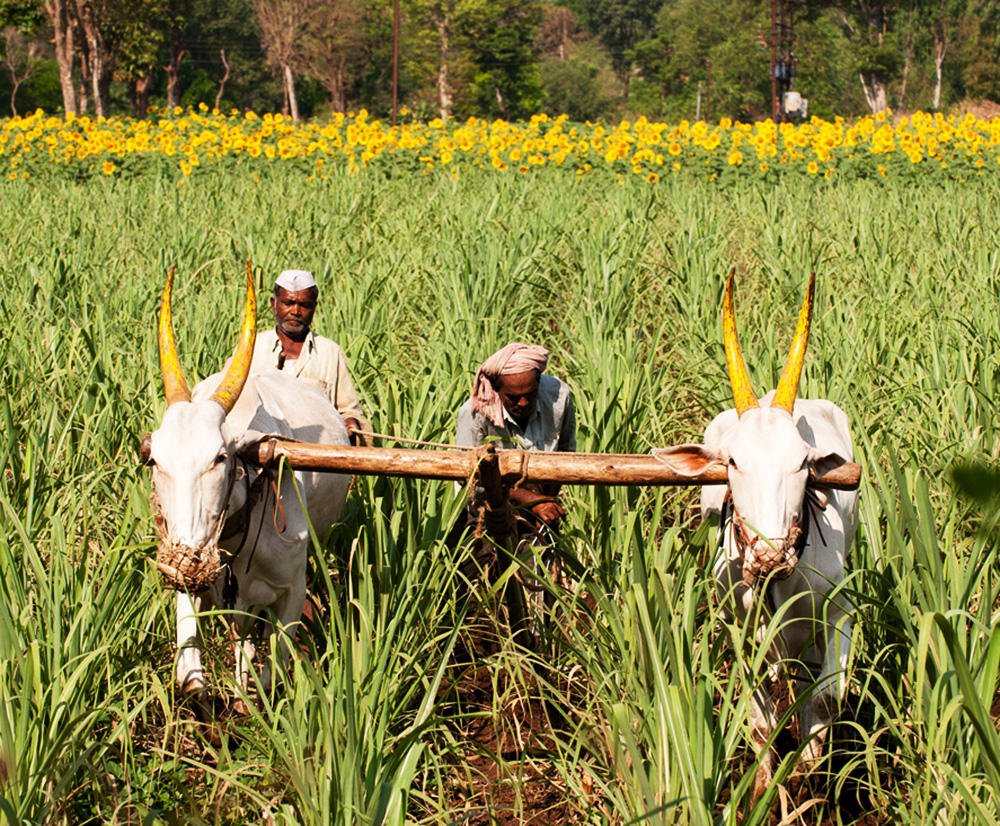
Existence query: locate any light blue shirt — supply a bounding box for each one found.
[456,374,576,453]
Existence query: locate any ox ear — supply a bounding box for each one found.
[809,449,849,481]
[651,444,726,476]
[231,429,270,457]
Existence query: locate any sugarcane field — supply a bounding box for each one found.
[3,87,1000,826]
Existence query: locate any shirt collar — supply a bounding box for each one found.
[270,330,316,354]
[500,396,540,431]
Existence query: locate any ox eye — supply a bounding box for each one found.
[214,453,227,466]
[728,458,738,470]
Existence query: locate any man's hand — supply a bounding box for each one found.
[530,499,565,526]
[344,417,363,446]
[510,487,565,526]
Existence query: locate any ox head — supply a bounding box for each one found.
[148,263,257,591]
[654,271,847,585]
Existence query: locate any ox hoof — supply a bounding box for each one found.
[750,763,773,807]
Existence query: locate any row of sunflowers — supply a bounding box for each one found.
[2,105,999,182]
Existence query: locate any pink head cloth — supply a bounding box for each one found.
[471,342,550,427]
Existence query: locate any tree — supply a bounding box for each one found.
[961,1,1000,101]
[402,0,542,120]
[536,3,585,59]
[38,0,77,113]
[461,0,542,119]
[298,0,364,112]
[3,25,41,114]
[631,0,772,121]
[581,0,663,102]
[539,40,614,119]
[402,0,462,119]
[252,0,309,119]
[834,0,904,114]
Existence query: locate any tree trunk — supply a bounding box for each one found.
[869,75,888,114]
[933,22,946,110]
[214,49,230,111]
[131,74,153,115]
[166,42,184,108]
[284,63,299,121]
[898,25,913,110]
[90,40,112,117]
[77,42,91,113]
[436,16,451,120]
[331,62,345,112]
[43,0,77,115]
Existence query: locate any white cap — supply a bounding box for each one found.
[275,269,317,292]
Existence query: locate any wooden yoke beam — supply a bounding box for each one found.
[240,441,862,490]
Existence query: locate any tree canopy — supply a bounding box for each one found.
[0,0,997,119]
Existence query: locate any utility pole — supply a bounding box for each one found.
[392,0,400,126]
[770,0,778,121]
[706,59,711,123]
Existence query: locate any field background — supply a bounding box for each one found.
[2,168,1000,825]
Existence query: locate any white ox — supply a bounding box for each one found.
[148,264,350,703]
[653,272,858,800]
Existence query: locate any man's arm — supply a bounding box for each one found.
[558,386,577,453]
[456,400,486,448]
[332,349,365,444]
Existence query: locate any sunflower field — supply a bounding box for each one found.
[2,107,1000,184]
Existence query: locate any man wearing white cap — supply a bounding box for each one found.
[251,269,366,444]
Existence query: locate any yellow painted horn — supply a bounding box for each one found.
[723,268,759,417]
[159,265,191,406]
[772,272,815,415]
[209,261,257,415]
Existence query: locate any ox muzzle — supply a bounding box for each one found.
[723,489,811,587]
[152,500,228,593]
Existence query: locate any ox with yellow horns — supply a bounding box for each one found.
[652,271,858,801]
[148,263,350,705]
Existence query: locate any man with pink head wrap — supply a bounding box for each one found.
[456,341,576,527]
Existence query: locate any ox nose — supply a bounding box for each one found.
[743,537,799,586]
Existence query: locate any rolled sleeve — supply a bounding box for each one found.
[332,349,364,422]
[456,400,485,448]
[558,390,577,452]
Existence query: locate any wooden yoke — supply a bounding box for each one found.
[236,442,862,490]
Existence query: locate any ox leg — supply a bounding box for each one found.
[229,620,257,716]
[749,677,779,805]
[176,592,205,694]
[257,580,308,697]
[796,602,852,775]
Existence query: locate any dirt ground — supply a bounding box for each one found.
[441,605,894,826]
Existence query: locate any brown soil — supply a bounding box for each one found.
[440,612,584,826]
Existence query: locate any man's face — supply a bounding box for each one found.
[271,287,317,341]
[496,370,540,425]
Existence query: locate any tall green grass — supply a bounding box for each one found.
[1,170,999,823]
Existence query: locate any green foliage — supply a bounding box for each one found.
[539,43,615,121]
[0,0,43,33]
[580,0,664,88]
[631,0,773,121]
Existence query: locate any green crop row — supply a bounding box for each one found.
[1,169,999,824]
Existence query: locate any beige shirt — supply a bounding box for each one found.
[251,329,364,422]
